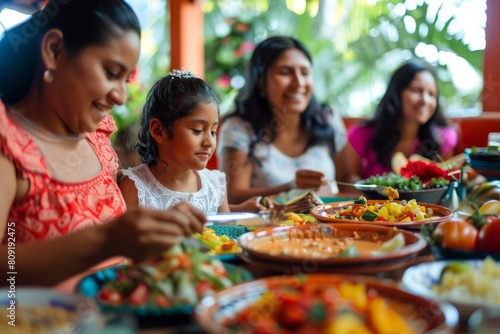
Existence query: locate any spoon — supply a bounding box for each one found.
[334,181,396,198]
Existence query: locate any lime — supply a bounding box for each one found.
[479,200,500,215]
[439,262,471,282]
[338,244,359,257]
[377,233,405,253]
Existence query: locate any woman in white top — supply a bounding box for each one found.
[217,36,350,204]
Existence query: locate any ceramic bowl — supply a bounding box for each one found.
[195,274,458,334]
[0,288,102,333]
[355,180,448,204]
[402,259,500,320]
[310,200,453,229]
[238,223,426,265]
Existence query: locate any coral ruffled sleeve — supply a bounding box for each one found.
[87,113,120,176]
[0,101,47,176]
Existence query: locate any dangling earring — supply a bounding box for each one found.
[43,70,54,84]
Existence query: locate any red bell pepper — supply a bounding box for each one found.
[352,204,368,218]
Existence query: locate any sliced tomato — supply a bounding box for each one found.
[128,283,150,306]
[277,304,307,328]
[375,215,388,222]
[155,294,172,308]
[338,211,352,217]
[195,280,215,298]
[97,287,124,305]
[220,239,236,251]
[352,204,367,218]
[397,211,414,222]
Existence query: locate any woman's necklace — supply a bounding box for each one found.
[7,107,87,142]
[7,107,100,182]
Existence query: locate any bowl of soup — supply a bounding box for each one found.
[237,223,426,266]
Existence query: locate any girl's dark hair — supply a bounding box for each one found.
[0,0,141,104]
[138,73,220,164]
[366,59,449,167]
[224,36,337,156]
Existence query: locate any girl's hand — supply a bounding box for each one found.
[294,169,326,190]
[103,202,206,261]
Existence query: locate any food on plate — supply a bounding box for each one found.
[381,186,399,202]
[0,304,79,334]
[246,225,406,258]
[365,171,450,191]
[95,241,247,309]
[194,227,241,255]
[328,196,433,223]
[279,213,319,226]
[432,257,500,306]
[224,275,416,334]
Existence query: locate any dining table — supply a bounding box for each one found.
[53,191,479,334]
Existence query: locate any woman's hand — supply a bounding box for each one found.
[230,196,274,212]
[294,169,326,190]
[102,202,206,261]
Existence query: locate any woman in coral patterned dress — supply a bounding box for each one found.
[0,0,205,286]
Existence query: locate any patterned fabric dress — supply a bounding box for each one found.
[0,101,126,243]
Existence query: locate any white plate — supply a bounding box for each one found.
[205,212,265,226]
[0,287,102,333]
[402,260,499,320]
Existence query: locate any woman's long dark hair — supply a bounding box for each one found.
[0,0,141,105]
[366,60,449,167]
[224,36,337,157]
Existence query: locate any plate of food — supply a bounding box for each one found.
[195,274,458,334]
[237,223,426,265]
[354,180,448,203]
[194,225,250,261]
[0,288,102,334]
[76,241,253,319]
[277,212,319,226]
[310,197,453,229]
[402,257,500,320]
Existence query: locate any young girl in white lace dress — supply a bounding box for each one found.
[119,70,262,214]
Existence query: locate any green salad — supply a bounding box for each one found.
[365,173,449,191]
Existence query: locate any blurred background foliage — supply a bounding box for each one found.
[115,0,485,131]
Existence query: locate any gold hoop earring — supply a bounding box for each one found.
[43,70,54,84]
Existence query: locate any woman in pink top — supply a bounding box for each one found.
[345,60,458,180]
[0,0,205,286]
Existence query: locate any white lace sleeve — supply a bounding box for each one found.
[214,170,227,205]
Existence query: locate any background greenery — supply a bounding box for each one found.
[115,0,485,131]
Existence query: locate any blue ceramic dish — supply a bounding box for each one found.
[75,263,253,318]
